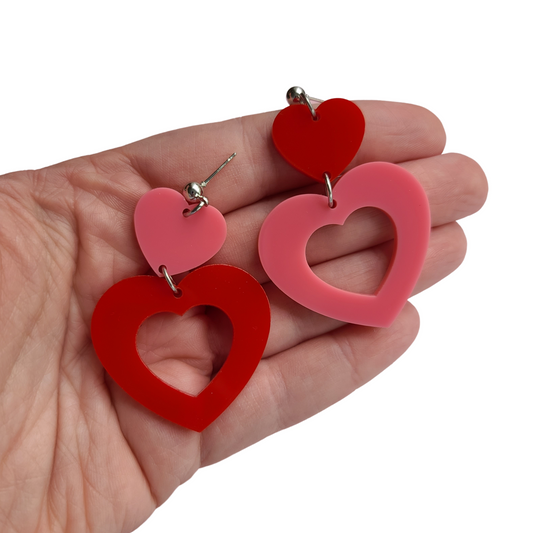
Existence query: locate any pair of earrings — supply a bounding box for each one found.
[91,86,430,433]
[260,87,430,327]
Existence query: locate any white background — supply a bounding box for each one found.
[1,1,531,532]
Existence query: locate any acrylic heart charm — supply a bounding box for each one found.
[91,265,270,432]
[258,162,430,327]
[134,188,227,276]
[272,98,365,182]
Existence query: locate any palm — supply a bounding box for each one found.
[0,103,487,533]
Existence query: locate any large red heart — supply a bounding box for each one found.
[91,265,270,432]
[272,98,365,182]
[258,162,430,327]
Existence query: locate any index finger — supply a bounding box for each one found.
[120,101,445,214]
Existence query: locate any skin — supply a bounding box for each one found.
[0,102,488,533]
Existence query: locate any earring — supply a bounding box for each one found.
[258,87,430,328]
[91,153,270,432]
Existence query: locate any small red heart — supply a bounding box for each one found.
[91,265,270,432]
[272,98,365,182]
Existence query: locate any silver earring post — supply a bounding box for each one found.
[182,152,237,217]
[286,86,324,120]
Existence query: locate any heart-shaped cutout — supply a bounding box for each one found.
[258,162,430,327]
[136,309,234,397]
[272,98,365,182]
[91,265,270,432]
[134,188,227,276]
[307,207,395,295]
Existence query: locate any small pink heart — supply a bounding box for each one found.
[258,162,430,327]
[134,188,226,276]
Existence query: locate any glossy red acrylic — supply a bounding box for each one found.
[91,265,270,432]
[272,98,365,182]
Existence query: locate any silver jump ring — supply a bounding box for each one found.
[160,265,181,296]
[183,196,208,217]
[324,173,334,208]
[301,91,318,120]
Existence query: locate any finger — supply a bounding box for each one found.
[404,152,488,226]
[200,301,421,466]
[210,152,487,283]
[263,221,466,357]
[120,101,446,213]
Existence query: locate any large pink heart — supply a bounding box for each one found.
[258,162,430,327]
[134,188,226,276]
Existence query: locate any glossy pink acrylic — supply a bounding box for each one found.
[258,162,430,327]
[134,187,226,276]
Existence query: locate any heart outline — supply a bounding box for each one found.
[258,162,430,327]
[91,265,270,432]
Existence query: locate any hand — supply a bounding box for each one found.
[0,102,487,533]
